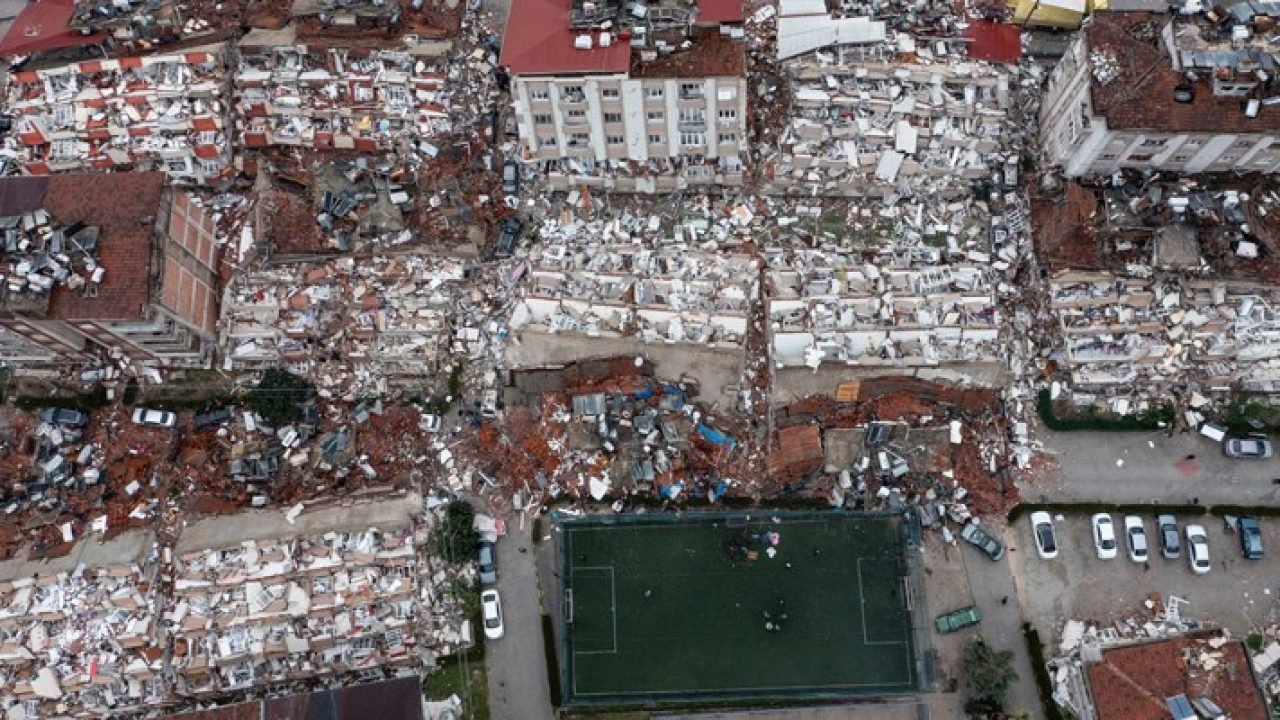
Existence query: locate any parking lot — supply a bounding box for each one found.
[1010,511,1280,644]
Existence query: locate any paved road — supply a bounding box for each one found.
[1028,424,1280,505]
[960,546,1044,720]
[485,522,554,720]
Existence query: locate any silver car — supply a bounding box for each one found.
[1156,514,1180,559]
[131,408,177,428]
[1223,436,1273,459]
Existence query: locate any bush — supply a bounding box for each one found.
[248,368,312,426]
[1008,502,1206,524]
[1248,633,1265,654]
[1023,623,1067,720]
[1037,390,1175,432]
[1211,504,1280,518]
[13,386,108,412]
[962,638,1018,710]
[434,500,480,564]
[122,377,139,406]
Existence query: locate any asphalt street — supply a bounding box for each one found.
[484,521,554,720]
[1027,422,1280,505]
[959,544,1043,720]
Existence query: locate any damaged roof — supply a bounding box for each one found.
[1088,635,1266,720]
[500,0,631,75]
[0,0,107,57]
[1087,12,1280,133]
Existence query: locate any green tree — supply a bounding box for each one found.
[434,500,480,564]
[248,368,312,426]
[963,638,1019,711]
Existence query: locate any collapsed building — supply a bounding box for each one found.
[763,0,1019,197]
[0,173,221,367]
[501,0,749,191]
[1036,177,1280,400]
[234,25,452,156]
[0,531,166,718]
[1039,9,1280,177]
[219,253,477,393]
[1,43,232,184]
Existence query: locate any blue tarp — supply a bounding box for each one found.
[709,481,730,502]
[659,482,685,499]
[633,382,655,400]
[697,423,736,450]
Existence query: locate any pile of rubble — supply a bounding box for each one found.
[1035,176,1280,404]
[3,45,230,183]
[1,209,105,301]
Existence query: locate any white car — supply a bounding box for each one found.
[1030,511,1058,559]
[1124,515,1149,563]
[1091,514,1118,559]
[131,408,177,428]
[481,589,504,640]
[1185,524,1211,575]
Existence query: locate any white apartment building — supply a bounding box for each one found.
[500,0,748,191]
[1040,10,1280,177]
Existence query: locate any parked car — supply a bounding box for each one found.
[934,605,981,634]
[1091,513,1118,560]
[131,408,177,428]
[494,217,523,259]
[481,589,504,640]
[39,408,88,428]
[502,160,519,195]
[960,522,1004,561]
[1157,514,1180,559]
[1124,515,1149,563]
[1030,511,1058,559]
[1238,516,1264,559]
[1186,524,1211,575]
[193,407,232,430]
[477,541,498,585]
[1223,435,1273,459]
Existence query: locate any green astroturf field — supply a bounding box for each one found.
[558,512,922,705]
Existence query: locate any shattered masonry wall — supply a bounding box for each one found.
[1049,272,1280,392]
[6,44,230,183]
[219,256,464,380]
[168,528,420,697]
[510,231,758,347]
[768,247,999,368]
[766,48,1012,197]
[0,563,165,718]
[236,38,450,153]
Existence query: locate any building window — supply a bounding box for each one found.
[678,108,705,123]
[529,87,549,100]
[1139,138,1166,147]
[601,88,620,99]
[647,110,664,122]
[166,158,191,173]
[1233,139,1253,148]
[680,132,704,147]
[1184,138,1202,146]
[560,85,584,102]
[1100,154,1118,160]
[533,114,552,124]
[718,133,736,144]
[200,159,222,175]
[648,134,663,144]
[1219,155,1239,164]
[717,86,737,101]
[540,136,557,146]
[1172,155,1191,162]
[568,133,589,147]
[198,130,218,145]
[646,86,664,99]
[679,82,702,99]
[718,109,737,121]
[604,112,622,124]
[607,135,624,145]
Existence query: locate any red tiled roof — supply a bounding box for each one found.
[40,173,168,321]
[1088,636,1267,720]
[1087,13,1280,133]
[0,0,108,58]
[697,0,745,23]
[500,0,631,75]
[966,20,1021,64]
